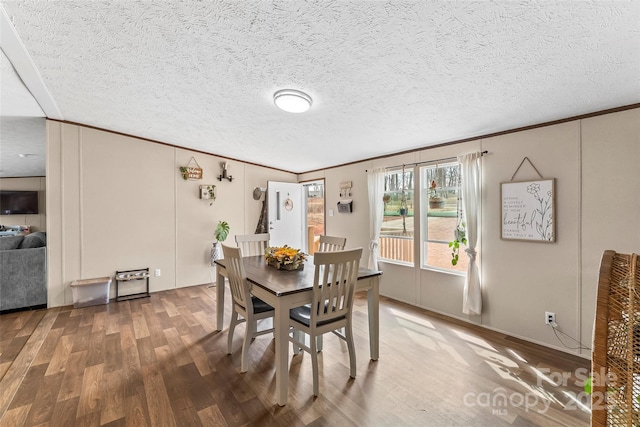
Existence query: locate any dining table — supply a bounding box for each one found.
[214,254,382,406]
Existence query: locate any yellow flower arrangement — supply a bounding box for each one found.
[264,245,307,270]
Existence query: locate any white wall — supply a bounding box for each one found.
[482,122,582,350]
[302,107,640,358]
[0,176,46,231]
[580,109,640,350]
[46,121,296,307]
[45,108,640,357]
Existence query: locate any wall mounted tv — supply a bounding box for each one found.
[0,191,39,215]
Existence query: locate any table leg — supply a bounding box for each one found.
[367,276,380,360]
[216,267,225,331]
[274,302,290,406]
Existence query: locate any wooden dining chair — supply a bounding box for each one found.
[315,235,348,350]
[318,235,346,252]
[288,247,363,396]
[235,233,270,257]
[222,244,275,373]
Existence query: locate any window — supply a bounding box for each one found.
[420,163,468,273]
[305,180,325,254]
[380,168,414,264]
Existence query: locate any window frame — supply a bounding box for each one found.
[379,167,415,266]
[419,161,467,275]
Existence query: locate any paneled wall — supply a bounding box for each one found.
[46,122,296,307]
[46,108,639,356]
[300,107,640,357]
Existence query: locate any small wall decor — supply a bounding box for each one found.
[200,185,216,200]
[501,157,555,242]
[338,181,353,213]
[284,198,294,211]
[339,181,352,198]
[217,162,233,182]
[179,157,203,180]
[337,199,353,213]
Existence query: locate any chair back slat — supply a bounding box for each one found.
[312,248,362,325]
[318,235,347,252]
[222,245,251,312]
[235,233,270,257]
[592,250,640,427]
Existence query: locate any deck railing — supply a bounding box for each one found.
[379,235,414,263]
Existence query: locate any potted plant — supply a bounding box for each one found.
[211,220,230,265]
[398,195,408,216]
[429,180,444,209]
[449,222,467,266]
[382,194,391,212]
[264,245,307,270]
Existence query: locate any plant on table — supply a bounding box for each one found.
[264,245,307,270]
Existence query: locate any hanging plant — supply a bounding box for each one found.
[398,194,408,216]
[449,172,465,266]
[449,222,467,266]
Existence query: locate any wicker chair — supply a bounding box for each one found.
[592,250,640,426]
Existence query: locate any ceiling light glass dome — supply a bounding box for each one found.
[273,89,312,113]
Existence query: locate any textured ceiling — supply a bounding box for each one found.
[1,1,639,174]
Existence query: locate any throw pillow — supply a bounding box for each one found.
[19,232,46,249]
[0,235,24,250]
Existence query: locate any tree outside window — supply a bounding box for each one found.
[421,163,468,273]
[380,168,414,264]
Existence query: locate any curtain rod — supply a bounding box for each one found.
[366,150,488,172]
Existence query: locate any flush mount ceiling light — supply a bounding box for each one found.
[273,89,312,113]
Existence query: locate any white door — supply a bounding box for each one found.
[267,181,305,249]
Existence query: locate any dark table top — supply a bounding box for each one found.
[215,255,382,297]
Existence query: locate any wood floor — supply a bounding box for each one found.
[0,284,590,426]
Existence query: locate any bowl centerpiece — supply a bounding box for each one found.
[264,245,307,271]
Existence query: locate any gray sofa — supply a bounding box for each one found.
[0,232,47,312]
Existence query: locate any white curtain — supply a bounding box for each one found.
[458,152,482,315]
[367,168,385,270]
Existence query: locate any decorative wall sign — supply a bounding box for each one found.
[501,179,555,242]
[284,198,294,211]
[339,181,352,198]
[200,185,216,200]
[179,157,203,180]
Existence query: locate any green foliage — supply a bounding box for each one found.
[449,222,467,266]
[179,167,188,180]
[214,221,230,242]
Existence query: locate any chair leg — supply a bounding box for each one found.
[292,328,303,355]
[345,324,356,379]
[227,310,239,355]
[310,332,319,396]
[241,318,255,373]
[316,335,323,352]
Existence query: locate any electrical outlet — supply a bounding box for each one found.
[545,311,556,325]
[154,269,161,277]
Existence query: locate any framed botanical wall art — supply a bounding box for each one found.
[200,184,216,200]
[501,179,555,242]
